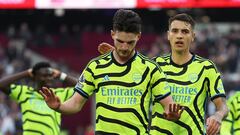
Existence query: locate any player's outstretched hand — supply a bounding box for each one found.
[206,113,222,135]
[98,42,115,54]
[39,87,61,110]
[163,104,184,121]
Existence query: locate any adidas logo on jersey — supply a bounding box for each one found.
[103,75,110,81]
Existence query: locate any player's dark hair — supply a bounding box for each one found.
[113,9,142,34]
[32,62,51,75]
[169,13,195,29]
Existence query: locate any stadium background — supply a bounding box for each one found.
[0,0,240,135]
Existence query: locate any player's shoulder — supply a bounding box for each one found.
[194,55,215,66]
[152,54,170,63]
[137,52,151,61]
[11,84,33,91]
[86,52,112,68]
[137,52,160,68]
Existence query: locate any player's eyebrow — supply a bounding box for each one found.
[116,39,136,44]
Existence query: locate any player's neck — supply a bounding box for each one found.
[113,50,135,64]
[171,51,192,65]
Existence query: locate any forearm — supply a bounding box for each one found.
[57,102,82,114]
[59,72,78,86]
[214,97,229,121]
[56,93,86,114]
[159,95,174,113]
[0,70,29,89]
[215,104,229,120]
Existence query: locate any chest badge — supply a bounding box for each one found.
[132,73,142,83]
[188,73,198,83]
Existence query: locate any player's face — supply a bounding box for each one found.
[168,20,195,53]
[34,68,54,88]
[111,30,140,59]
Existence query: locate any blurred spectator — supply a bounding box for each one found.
[6,38,26,62]
[1,115,16,135]
[226,44,238,73]
[71,24,83,50]
[6,25,16,39]
[58,24,70,46]
[33,25,54,47]
[146,43,161,58]
[0,93,15,135]
[18,22,32,42]
[0,46,7,67]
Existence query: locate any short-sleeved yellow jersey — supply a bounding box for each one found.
[74,52,170,135]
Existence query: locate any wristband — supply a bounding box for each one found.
[60,72,67,81]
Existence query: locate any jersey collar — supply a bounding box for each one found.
[111,51,137,66]
[170,53,195,67]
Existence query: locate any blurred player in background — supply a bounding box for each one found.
[0,62,77,135]
[220,91,240,135]
[98,13,229,135]
[40,9,183,135]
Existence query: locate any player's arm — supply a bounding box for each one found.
[206,60,229,135]
[0,69,31,94]
[62,74,78,85]
[160,95,184,121]
[207,97,229,135]
[220,100,234,135]
[40,87,87,114]
[152,64,183,121]
[51,68,77,86]
[98,42,115,54]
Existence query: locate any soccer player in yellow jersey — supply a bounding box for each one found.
[0,62,77,135]
[40,9,183,135]
[98,13,229,135]
[220,91,240,135]
[150,13,229,135]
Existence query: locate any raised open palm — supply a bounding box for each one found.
[40,87,61,110]
[163,104,184,121]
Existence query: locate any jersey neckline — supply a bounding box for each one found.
[170,53,195,67]
[111,51,137,66]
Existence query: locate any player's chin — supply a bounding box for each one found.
[119,52,129,57]
[174,48,185,53]
[121,54,131,59]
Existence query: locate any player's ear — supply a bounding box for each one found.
[167,31,170,40]
[111,30,115,40]
[137,32,141,40]
[192,32,195,42]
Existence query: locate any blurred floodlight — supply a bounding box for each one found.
[54,8,65,17]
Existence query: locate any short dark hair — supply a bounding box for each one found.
[32,62,51,75]
[169,13,195,29]
[113,9,142,34]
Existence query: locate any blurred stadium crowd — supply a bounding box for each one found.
[0,9,240,135]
